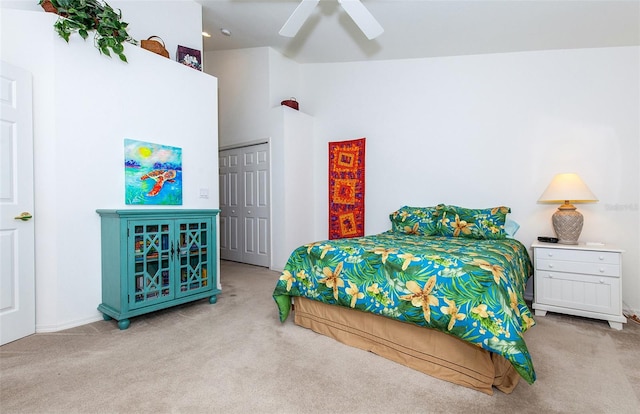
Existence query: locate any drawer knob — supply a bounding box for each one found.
[600,279,604,284]
[599,268,605,273]
[599,256,605,261]
[547,253,553,257]
[548,274,553,278]
[548,264,553,269]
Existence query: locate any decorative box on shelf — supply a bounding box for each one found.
[176,45,202,71]
[531,241,626,330]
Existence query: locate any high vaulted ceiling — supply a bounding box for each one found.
[197,0,640,64]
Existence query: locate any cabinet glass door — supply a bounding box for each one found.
[176,219,210,297]
[129,220,175,308]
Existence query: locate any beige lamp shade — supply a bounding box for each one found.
[538,173,598,203]
[538,173,598,245]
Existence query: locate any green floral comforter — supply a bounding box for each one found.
[273,232,536,384]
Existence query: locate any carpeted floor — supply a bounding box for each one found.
[1,260,639,414]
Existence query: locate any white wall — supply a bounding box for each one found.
[300,47,639,313]
[1,7,218,331]
[269,106,315,271]
[204,47,302,148]
[268,48,302,112]
[205,48,272,147]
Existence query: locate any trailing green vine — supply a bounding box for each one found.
[40,0,137,62]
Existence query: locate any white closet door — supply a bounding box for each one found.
[219,150,241,262]
[219,143,270,267]
[242,144,270,267]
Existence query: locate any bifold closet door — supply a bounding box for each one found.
[219,144,270,267]
[219,149,241,262]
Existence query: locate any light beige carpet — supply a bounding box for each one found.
[1,260,639,414]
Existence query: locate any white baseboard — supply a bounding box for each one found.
[622,302,639,319]
[36,314,103,333]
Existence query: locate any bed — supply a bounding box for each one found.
[273,204,536,395]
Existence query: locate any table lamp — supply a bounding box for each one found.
[538,173,598,244]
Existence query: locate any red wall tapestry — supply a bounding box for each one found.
[328,138,365,239]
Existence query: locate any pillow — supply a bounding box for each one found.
[389,206,441,236]
[438,205,510,239]
[505,217,520,238]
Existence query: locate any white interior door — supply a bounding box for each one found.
[0,61,35,345]
[219,144,270,267]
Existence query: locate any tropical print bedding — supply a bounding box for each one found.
[273,232,536,384]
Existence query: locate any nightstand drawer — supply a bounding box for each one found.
[535,271,621,315]
[535,247,620,265]
[536,258,620,277]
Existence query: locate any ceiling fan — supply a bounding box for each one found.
[279,0,384,40]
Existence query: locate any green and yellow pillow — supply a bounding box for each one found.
[437,204,510,240]
[389,206,441,236]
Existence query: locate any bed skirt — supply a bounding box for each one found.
[293,296,520,395]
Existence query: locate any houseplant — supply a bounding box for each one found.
[39,0,137,62]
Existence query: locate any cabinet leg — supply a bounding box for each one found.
[117,319,130,330]
[209,295,217,304]
[608,321,623,330]
[534,309,547,316]
[102,313,112,321]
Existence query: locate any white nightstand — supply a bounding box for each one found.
[531,242,627,330]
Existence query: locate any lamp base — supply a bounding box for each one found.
[551,204,583,245]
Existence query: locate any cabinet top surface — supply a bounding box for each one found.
[97,209,220,217]
[531,241,623,253]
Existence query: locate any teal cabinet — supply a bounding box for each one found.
[96,209,220,329]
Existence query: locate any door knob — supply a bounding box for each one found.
[14,212,33,221]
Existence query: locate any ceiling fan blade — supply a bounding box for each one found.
[338,0,384,40]
[279,0,320,37]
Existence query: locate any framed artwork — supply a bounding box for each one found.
[176,45,202,71]
[124,139,182,205]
